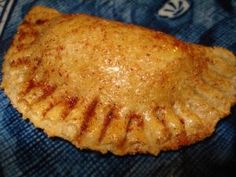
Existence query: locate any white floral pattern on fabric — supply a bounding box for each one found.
[158,0,190,19]
[0,0,6,13]
[0,0,14,37]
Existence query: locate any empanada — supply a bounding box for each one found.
[2,6,236,155]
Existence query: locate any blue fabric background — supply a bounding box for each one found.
[0,0,235,177]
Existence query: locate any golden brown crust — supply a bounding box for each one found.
[2,6,236,155]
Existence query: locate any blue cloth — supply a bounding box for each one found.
[0,0,235,177]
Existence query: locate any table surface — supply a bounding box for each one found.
[0,0,235,177]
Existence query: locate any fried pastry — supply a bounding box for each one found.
[2,6,236,155]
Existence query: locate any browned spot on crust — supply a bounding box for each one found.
[22,79,56,103]
[19,30,39,40]
[98,107,115,143]
[174,114,189,146]
[128,113,144,131]
[154,107,174,143]
[13,20,40,51]
[153,32,170,44]
[10,57,41,72]
[155,106,168,127]
[23,79,36,95]
[17,27,39,42]
[16,44,25,51]
[117,113,134,148]
[61,96,78,119]
[178,117,185,125]
[41,84,56,99]
[77,97,99,142]
[42,97,62,117]
[10,57,30,67]
[66,96,78,109]
[176,132,189,147]
[36,19,48,25]
[42,102,54,117]
[155,106,166,120]
[173,38,190,52]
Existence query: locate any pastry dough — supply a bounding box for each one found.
[2,6,236,155]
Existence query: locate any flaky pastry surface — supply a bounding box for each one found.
[2,6,236,155]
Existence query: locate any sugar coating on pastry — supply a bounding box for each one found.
[2,6,236,155]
